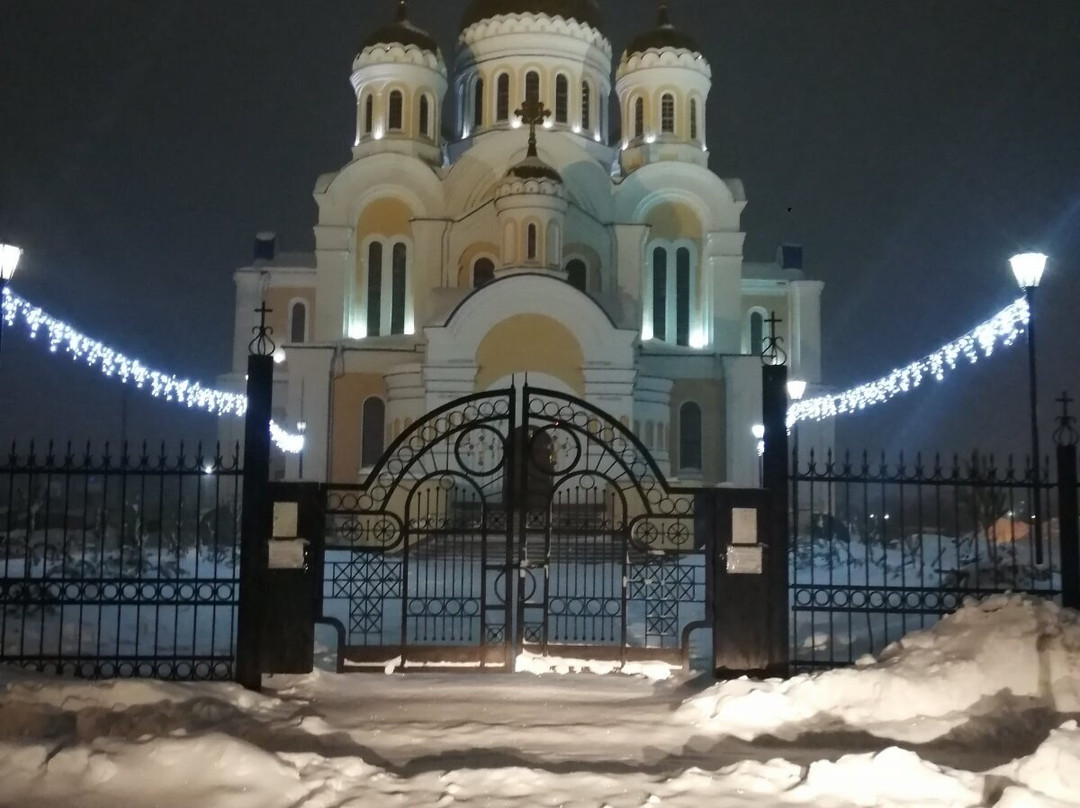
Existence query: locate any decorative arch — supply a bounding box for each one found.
[678,401,703,473]
[288,298,309,344]
[744,307,770,356]
[361,396,387,469]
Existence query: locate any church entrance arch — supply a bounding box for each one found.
[320,385,705,671]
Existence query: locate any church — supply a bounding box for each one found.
[221,0,824,487]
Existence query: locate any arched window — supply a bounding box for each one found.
[581,81,591,131]
[496,73,510,122]
[634,97,645,139]
[361,397,386,468]
[363,94,374,134]
[526,224,538,261]
[391,242,407,335]
[473,77,485,128]
[661,93,675,134]
[749,311,765,356]
[566,259,587,292]
[651,246,667,340]
[645,421,655,449]
[388,90,404,131]
[473,257,495,288]
[525,71,540,104]
[679,402,702,472]
[366,242,383,336]
[289,301,308,344]
[555,75,569,123]
[419,95,431,138]
[690,98,699,140]
[676,247,691,347]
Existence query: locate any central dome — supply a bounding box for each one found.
[461,0,603,29]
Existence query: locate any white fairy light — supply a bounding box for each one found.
[1,287,304,454]
[788,296,1030,426]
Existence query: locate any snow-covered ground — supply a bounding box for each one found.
[1,594,1078,807]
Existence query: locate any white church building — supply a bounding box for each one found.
[222,0,825,487]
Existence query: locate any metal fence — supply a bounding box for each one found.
[0,441,242,679]
[790,449,1063,669]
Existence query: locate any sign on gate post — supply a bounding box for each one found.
[261,483,322,674]
[709,489,774,676]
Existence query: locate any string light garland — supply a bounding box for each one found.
[789,296,1030,425]
[1,287,303,454]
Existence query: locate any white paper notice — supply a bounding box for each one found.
[732,507,758,544]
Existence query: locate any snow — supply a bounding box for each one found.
[1,595,1079,807]
[680,594,1080,743]
[514,649,677,679]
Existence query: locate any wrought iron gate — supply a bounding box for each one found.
[321,385,705,671]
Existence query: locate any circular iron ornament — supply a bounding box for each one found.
[454,425,507,477]
[834,590,850,608]
[851,591,868,609]
[492,570,508,604]
[531,425,582,474]
[813,589,831,607]
[869,591,886,609]
[632,520,661,548]
[604,599,621,617]
[666,522,691,546]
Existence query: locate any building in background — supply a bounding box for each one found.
[221,0,826,485]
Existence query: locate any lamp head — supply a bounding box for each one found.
[0,243,23,282]
[787,379,808,401]
[1010,252,1047,290]
[751,424,766,440]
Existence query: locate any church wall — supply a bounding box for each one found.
[669,379,725,483]
[474,314,585,394]
[263,287,316,344]
[330,372,389,483]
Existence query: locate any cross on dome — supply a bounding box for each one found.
[514,98,552,158]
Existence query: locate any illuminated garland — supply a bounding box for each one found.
[789,296,1030,424]
[1,287,303,454]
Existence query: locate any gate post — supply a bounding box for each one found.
[236,306,276,691]
[1055,393,1079,610]
[761,363,790,675]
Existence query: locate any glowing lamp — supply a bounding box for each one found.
[0,243,22,281]
[787,379,808,401]
[1010,253,1047,290]
[751,424,765,440]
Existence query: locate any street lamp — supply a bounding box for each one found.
[752,423,765,486]
[787,379,807,535]
[1010,251,1048,563]
[0,243,24,360]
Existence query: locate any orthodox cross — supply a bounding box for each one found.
[249,302,276,357]
[1055,391,1078,447]
[762,311,788,366]
[514,98,551,158]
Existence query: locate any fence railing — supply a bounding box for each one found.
[0,441,242,679]
[790,449,1063,669]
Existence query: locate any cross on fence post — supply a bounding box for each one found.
[1055,391,1080,610]
[236,302,276,690]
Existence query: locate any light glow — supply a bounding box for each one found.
[789,296,1030,425]
[0,243,22,281]
[689,330,707,349]
[787,379,808,401]
[1010,252,1047,289]
[1,287,304,454]
[751,424,765,440]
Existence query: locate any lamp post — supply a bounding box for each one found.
[297,421,307,480]
[1010,252,1048,564]
[752,423,765,486]
[0,243,23,361]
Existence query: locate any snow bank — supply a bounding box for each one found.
[993,720,1080,807]
[679,594,1080,743]
[515,649,677,679]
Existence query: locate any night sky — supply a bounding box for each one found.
[1,0,1078,462]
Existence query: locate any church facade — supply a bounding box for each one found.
[222,0,824,487]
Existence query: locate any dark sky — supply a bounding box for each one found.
[1,0,1078,462]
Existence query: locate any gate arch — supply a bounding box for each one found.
[321,386,704,671]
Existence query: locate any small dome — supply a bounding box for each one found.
[461,0,603,30]
[506,153,563,183]
[363,1,440,54]
[625,3,700,57]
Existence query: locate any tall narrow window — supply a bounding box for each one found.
[419,95,430,138]
[289,301,307,344]
[581,81,591,131]
[634,97,644,139]
[496,74,510,121]
[525,71,540,103]
[555,75,568,123]
[676,247,691,347]
[652,246,667,341]
[473,257,495,288]
[361,397,386,468]
[473,77,485,128]
[366,242,383,336]
[750,311,765,356]
[388,90,403,131]
[679,402,703,472]
[391,242,407,335]
[690,98,699,140]
[527,224,538,261]
[661,93,675,134]
[566,259,587,292]
[363,95,374,134]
